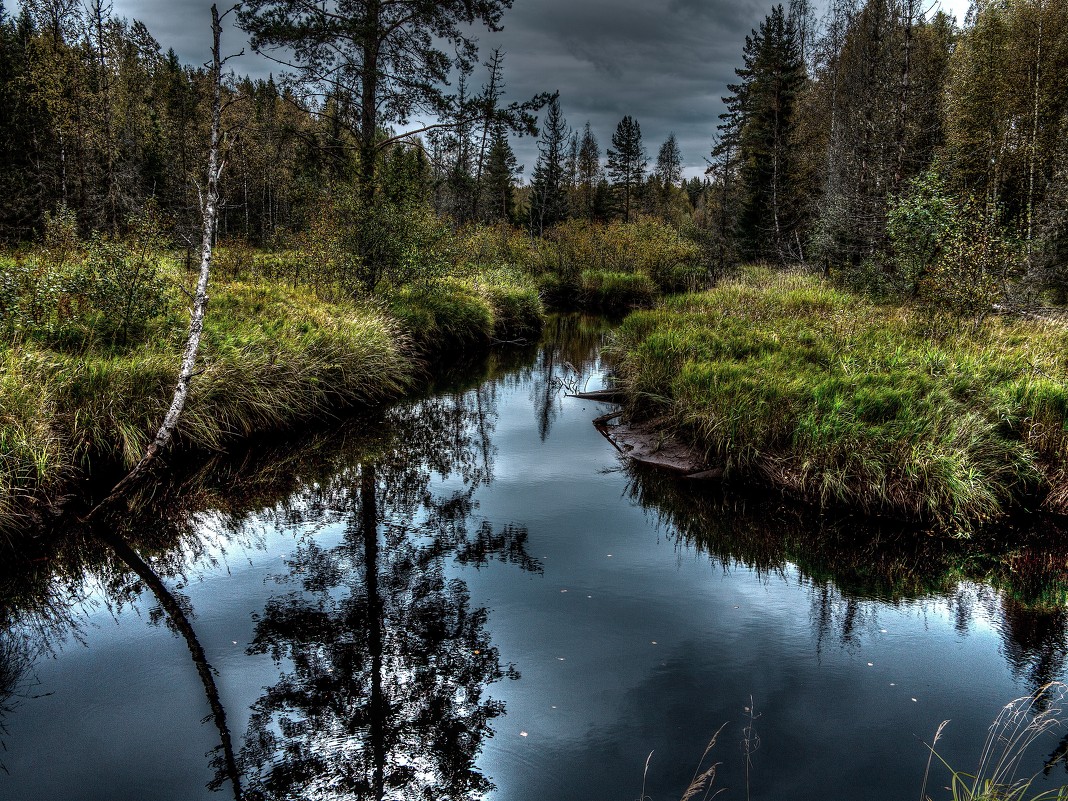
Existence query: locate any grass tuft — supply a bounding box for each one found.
[921,683,1068,801]
[608,267,1068,529]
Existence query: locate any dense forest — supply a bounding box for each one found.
[1,0,1066,310]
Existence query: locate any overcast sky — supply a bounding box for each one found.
[107,0,970,181]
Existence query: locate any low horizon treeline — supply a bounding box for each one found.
[0,0,693,250]
[2,0,1067,311]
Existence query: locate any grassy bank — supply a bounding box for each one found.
[608,267,1068,530]
[455,217,706,313]
[0,254,543,533]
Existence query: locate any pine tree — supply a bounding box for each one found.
[483,124,519,223]
[239,0,518,203]
[529,94,569,235]
[606,115,646,222]
[727,4,806,262]
[576,122,601,220]
[655,132,683,187]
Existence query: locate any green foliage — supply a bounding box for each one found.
[388,279,495,352]
[0,239,545,531]
[0,209,172,349]
[468,268,544,340]
[82,213,171,346]
[606,115,647,222]
[387,270,542,350]
[887,171,959,296]
[887,171,1021,324]
[299,190,456,296]
[0,346,62,530]
[725,3,806,262]
[924,200,1020,327]
[492,216,704,309]
[529,94,569,234]
[609,268,1068,529]
[578,271,657,313]
[0,278,414,521]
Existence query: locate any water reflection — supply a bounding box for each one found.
[0,629,34,767]
[6,316,1068,800]
[529,315,613,440]
[103,534,244,799]
[0,341,549,798]
[627,465,1068,698]
[238,465,515,800]
[228,383,546,799]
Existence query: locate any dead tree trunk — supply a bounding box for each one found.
[88,5,230,517]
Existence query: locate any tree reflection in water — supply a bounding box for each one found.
[0,629,35,770]
[529,314,612,441]
[228,389,542,800]
[0,353,542,799]
[625,464,1068,697]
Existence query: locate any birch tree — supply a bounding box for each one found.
[91,4,235,512]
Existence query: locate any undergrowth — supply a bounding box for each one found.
[0,250,544,533]
[608,267,1068,530]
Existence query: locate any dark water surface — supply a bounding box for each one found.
[4,315,1068,801]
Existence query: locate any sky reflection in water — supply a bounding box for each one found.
[2,314,1068,801]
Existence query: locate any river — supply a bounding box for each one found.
[2,314,1068,801]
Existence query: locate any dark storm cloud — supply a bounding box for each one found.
[481,0,772,177]
[107,0,783,178]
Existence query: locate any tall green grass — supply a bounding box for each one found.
[0,347,64,527]
[921,684,1068,801]
[454,216,705,312]
[609,267,1068,529]
[389,271,543,351]
[49,282,412,468]
[0,269,543,533]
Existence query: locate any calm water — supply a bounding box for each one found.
[3,315,1068,801]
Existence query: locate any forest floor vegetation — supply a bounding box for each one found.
[0,248,543,534]
[608,266,1068,531]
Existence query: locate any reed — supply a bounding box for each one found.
[921,683,1068,801]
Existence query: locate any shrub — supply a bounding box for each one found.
[299,190,457,296]
[0,209,172,349]
[887,171,1022,326]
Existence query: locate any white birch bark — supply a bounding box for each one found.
[89,5,228,513]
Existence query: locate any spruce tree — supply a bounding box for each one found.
[655,133,683,187]
[483,124,519,223]
[239,0,520,203]
[727,4,806,262]
[606,115,646,222]
[529,94,569,235]
[576,122,601,219]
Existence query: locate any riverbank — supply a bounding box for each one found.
[0,267,542,534]
[607,267,1068,530]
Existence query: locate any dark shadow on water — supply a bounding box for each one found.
[0,334,557,798]
[625,463,1068,699]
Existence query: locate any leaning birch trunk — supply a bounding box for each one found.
[89,5,226,516]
